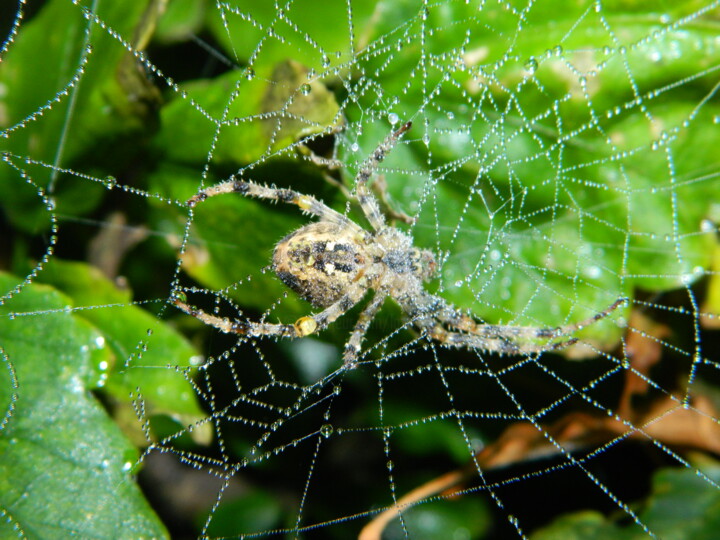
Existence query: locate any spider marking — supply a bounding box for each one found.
[174,121,624,367]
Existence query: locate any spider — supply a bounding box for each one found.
[174,121,624,367]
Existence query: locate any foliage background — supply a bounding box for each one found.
[1,0,719,538]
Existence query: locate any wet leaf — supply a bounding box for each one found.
[0,272,167,538]
[154,61,339,167]
[37,259,206,424]
[532,460,720,539]
[0,0,161,232]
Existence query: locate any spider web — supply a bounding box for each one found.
[1,0,720,538]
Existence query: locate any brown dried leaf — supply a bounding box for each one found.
[618,309,670,415]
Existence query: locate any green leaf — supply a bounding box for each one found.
[0,0,162,232]
[154,60,340,168]
[531,460,720,539]
[202,489,283,537]
[36,259,206,422]
[205,0,375,76]
[0,272,167,538]
[155,0,205,44]
[383,496,491,540]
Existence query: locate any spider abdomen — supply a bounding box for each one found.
[273,221,368,307]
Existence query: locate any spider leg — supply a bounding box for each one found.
[354,121,412,231]
[400,300,565,355]
[403,292,625,355]
[173,298,299,338]
[370,174,414,225]
[342,290,387,367]
[187,179,360,230]
[425,324,579,355]
[436,298,626,343]
[173,283,367,340]
[299,284,368,335]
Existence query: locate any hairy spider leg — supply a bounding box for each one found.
[402,294,626,355]
[436,297,625,340]
[187,179,363,232]
[342,290,388,367]
[432,325,578,355]
[354,121,412,232]
[173,283,368,341]
[408,307,578,356]
[173,298,298,337]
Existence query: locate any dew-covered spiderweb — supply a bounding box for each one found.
[2,0,720,538]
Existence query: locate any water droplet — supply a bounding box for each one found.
[700,219,716,233]
[245,67,255,80]
[299,84,311,95]
[524,57,538,73]
[189,355,204,367]
[320,424,333,438]
[387,112,399,125]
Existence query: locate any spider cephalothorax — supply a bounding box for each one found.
[174,121,622,367]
